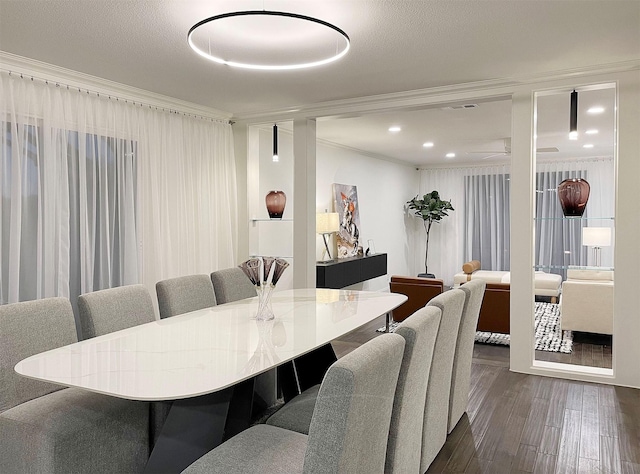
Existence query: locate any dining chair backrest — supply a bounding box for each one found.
[0,298,77,412]
[421,288,466,472]
[210,267,257,304]
[303,333,405,474]
[386,305,442,474]
[449,279,486,433]
[77,284,156,339]
[156,274,217,319]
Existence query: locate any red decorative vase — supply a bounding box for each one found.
[265,190,286,219]
[557,178,590,217]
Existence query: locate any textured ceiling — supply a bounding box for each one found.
[0,0,637,164]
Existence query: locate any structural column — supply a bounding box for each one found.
[293,119,317,288]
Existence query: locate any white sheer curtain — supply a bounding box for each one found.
[0,72,237,312]
[419,164,510,286]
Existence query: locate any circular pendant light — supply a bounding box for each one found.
[188,11,350,71]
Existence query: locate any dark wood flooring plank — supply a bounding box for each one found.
[621,461,640,474]
[427,415,472,473]
[600,435,623,474]
[546,379,570,428]
[462,457,495,474]
[520,397,550,447]
[565,382,584,411]
[514,444,538,472]
[598,384,617,408]
[556,409,582,474]
[443,424,483,473]
[618,422,640,464]
[580,384,600,461]
[466,365,502,422]
[578,457,600,473]
[540,425,562,455]
[474,394,517,461]
[599,404,619,438]
[533,376,553,400]
[533,453,557,474]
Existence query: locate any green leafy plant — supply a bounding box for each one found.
[407,191,454,275]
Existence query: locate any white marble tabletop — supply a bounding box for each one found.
[15,289,406,401]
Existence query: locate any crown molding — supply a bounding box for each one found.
[0,52,233,121]
[233,60,640,123]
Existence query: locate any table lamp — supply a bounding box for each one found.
[316,211,340,261]
[582,227,611,267]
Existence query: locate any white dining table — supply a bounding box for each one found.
[15,288,407,473]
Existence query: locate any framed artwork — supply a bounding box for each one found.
[332,183,361,258]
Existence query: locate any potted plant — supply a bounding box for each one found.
[407,190,454,277]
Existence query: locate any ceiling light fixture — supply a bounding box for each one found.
[569,89,578,140]
[423,142,434,148]
[272,124,279,162]
[388,126,401,132]
[583,144,594,148]
[587,106,605,114]
[187,11,350,70]
[446,152,456,158]
[585,129,599,135]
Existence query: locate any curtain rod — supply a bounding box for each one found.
[0,68,232,126]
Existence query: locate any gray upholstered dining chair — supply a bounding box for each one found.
[182,333,406,474]
[77,283,156,339]
[449,279,486,434]
[210,267,257,304]
[421,288,466,472]
[156,274,217,319]
[0,297,150,473]
[265,306,442,474]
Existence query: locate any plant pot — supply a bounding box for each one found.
[265,190,286,219]
[557,178,590,217]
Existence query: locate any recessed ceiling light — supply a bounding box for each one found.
[388,126,401,132]
[446,152,455,158]
[583,144,594,148]
[423,142,434,148]
[585,129,599,135]
[587,106,605,114]
[569,131,578,140]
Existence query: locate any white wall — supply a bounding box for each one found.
[315,141,420,291]
[251,127,420,292]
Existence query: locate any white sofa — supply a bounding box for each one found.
[560,269,613,335]
[453,260,562,302]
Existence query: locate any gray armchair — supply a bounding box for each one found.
[210,267,257,304]
[78,284,156,339]
[421,288,466,472]
[183,333,406,474]
[0,297,150,473]
[266,306,443,474]
[449,280,486,433]
[156,274,217,319]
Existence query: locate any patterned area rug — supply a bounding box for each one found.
[378,302,573,354]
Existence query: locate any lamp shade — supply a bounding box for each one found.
[316,212,339,234]
[582,227,611,247]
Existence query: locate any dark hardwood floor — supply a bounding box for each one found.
[331,315,640,474]
[535,333,613,369]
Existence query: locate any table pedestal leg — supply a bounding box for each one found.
[278,343,337,402]
[144,378,255,474]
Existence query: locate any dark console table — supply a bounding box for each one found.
[316,253,387,289]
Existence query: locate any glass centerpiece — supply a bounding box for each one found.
[239,256,289,320]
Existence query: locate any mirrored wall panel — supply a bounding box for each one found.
[534,85,615,370]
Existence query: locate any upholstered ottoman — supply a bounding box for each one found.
[453,260,562,302]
